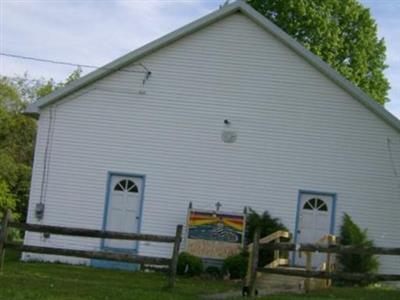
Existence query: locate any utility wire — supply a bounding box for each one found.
[0,52,150,74]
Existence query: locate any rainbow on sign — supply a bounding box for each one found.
[188,211,244,243]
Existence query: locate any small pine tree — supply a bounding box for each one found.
[338,213,378,282]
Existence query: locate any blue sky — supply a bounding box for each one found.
[0,0,399,118]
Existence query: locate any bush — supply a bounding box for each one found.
[222,252,248,279]
[338,213,379,284]
[0,181,18,219]
[7,228,21,242]
[177,252,203,277]
[246,209,288,267]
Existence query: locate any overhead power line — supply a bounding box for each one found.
[0,52,150,74]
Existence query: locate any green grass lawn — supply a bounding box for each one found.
[0,250,234,300]
[1,250,399,300]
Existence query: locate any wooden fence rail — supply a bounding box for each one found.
[8,222,176,243]
[0,210,183,288]
[6,242,171,265]
[260,242,400,255]
[246,230,400,296]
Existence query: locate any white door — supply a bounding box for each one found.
[295,192,334,268]
[104,175,143,250]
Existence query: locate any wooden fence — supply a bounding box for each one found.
[0,209,183,288]
[246,228,400,296]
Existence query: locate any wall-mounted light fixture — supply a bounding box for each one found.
[221,119,237,143]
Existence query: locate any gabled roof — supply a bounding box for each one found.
[26,0,400,132]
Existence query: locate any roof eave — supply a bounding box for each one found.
[23,102,40,118]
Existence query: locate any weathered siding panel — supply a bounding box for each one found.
[25,13,400,272]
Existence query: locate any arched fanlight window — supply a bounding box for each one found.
[303,198,328,211]
[114,179,138,193]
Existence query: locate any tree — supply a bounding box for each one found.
[248,0,389,104]
[64,67,83,85]
[0,77,36,221]
[0,68,82,221]
[10,66,82,102]
[0,181,17,218]
[246,209,288,266]
[338,213,378,284]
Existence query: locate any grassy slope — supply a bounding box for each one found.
[1,251,399,300]
[0,251,233,300]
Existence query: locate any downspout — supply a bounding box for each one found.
[36,105,56,222]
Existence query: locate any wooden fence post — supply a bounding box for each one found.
[248,227,260,297]
[325,235,336,287]
[0,209,12,273]
[168,224,183,289]
[274,237,280,262]
[304,252,312,292]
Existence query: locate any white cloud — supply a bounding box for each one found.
[1,0,219,81]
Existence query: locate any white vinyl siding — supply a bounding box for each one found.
[25,13,400,273]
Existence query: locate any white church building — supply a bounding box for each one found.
[24,1,400,274]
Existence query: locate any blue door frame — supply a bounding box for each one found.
[292,189,337,266]
[91,171,146,270]
[100,171,146,253]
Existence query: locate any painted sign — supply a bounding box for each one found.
[188,210,245,244]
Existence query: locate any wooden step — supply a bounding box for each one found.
[256,265,331,293]
[257,272,305,292]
